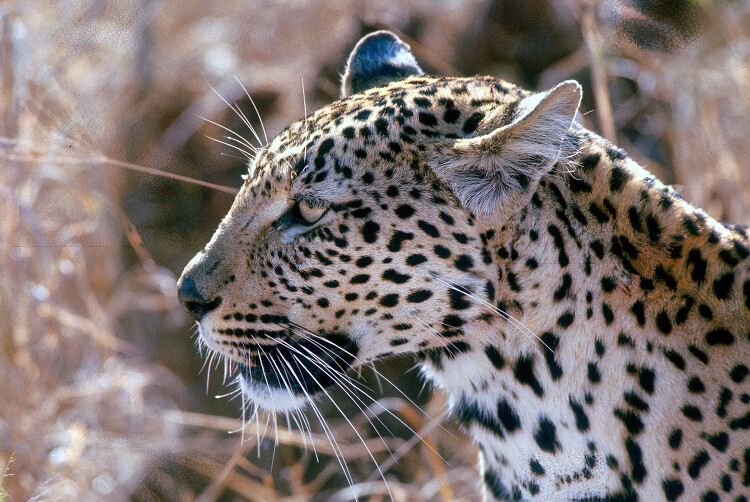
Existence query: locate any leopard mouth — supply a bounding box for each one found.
[234,329,359,395]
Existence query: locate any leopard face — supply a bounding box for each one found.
[179,31,750,501]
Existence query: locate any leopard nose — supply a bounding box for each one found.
[177,276,222,321]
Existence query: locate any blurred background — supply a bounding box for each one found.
[1,0,749,500]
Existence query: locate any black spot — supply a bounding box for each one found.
[687,376,705,393]
[682,405,703,422]
[443,108,460,123]
[557,310,575,329]
[417,220,440,238]
[528,460,546,481]
[702,432,729,452]
[506,272,522,292]
[387,231,414,252]
[462,112,484,134]
[453,233,468,244]
[547,224,569,267]
[662,478,684,501]
[354,110,371,121]
[624,392,649,412]
[668,429,683,450]
[434,245,451,259]
[602,303,615,325]
[688,345,709,364]
[646,214,662,243]
[379,294,399,307]
[497,399,521,433]
[631,301,646,327]
[713,272,735,300]
[395,204,415,219]
[701,491,719,502]
[589,202,610,223]
[705,328,734,346]
[569,177,592,193]
[609,166,631,192]
[653,265,677,290]
[569,397,590,432]
[539,332,562,380]
[729,412,750,430]
[588,362,601,384]
[448,288,471,310]
[483,469,511,500]
[361,221,380,243]
[731,364,749,383]
[439,211,455,225]
[687,249,708,282]
[418,111,438,127]
[382,269,410,284]
[454,255,474,271]
[485,345,505,370]
[514,355,544,397]
[355,256,373,268]
[534,417,560,454]
[614,408,644,435]
[618,333,635,348]
[687,450,710,480]
[317,137,335,156]
[317,298,329,308]
[656,311,672,335]
[349,274,370,284]
[625,437,646,483]
[638,367,655,394]
[663,350,685,370]
[406,254,427,266]
[553,273,572,301]
[579,154,601,172]
[404,289,431,303]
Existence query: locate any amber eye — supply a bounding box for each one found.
[298,200,326,223]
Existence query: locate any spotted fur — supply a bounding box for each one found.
[178,31,750,501]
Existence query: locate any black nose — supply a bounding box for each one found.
[177,276,222,321]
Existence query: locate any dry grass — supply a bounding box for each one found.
[1,0,749,500]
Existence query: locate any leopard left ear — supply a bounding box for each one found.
[430,80,582,219]
[341,31,423,98]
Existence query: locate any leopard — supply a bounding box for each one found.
[177,31,750,501]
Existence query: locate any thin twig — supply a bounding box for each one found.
[580,0,617,143]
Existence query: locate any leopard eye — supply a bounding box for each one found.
[298,200,326,223]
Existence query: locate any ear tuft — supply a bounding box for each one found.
[430,80,582,219]
[341,31,423,98]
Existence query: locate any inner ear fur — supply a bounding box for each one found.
[430,80,583,220]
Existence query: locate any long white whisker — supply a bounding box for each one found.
[302,77,309,163]
[235,75,269,146]
[432,276,553,353]
[284,321,453,433]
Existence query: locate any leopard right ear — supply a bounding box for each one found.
[341,31,423,98]
[429,81,582,220]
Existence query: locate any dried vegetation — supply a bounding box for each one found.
[1,0,749,500]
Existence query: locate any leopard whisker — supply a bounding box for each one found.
[234,75,269,146]
[274,351,358,491]
[284,326,451,458]
[432,276,553,353]
[283,321,453,439]
[288,352,392,501]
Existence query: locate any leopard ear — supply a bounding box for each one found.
[430,80,582,219]
[341,31,423,98]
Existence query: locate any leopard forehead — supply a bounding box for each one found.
[242,76,525,203]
